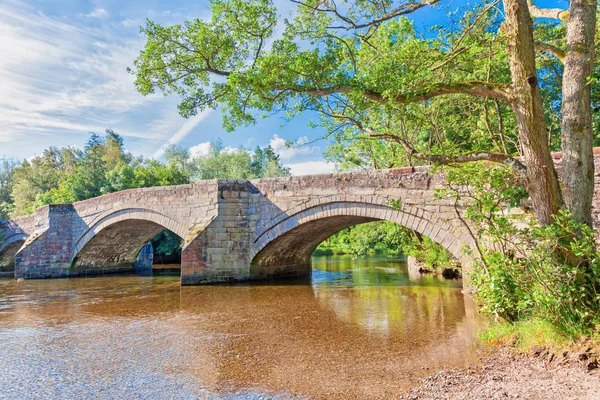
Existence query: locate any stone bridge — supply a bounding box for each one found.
[0,166,478,284]
[2,151,598,284]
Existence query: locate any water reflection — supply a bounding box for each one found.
[0,256,485,399]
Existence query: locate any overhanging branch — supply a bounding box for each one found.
[280,81,511,105]
[317,109,527,177]
[292,0,440,31]
[391,81,511,103]
[370,133,528,177]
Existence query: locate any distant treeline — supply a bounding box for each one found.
[315,221,452,270]
[0,129,290,220]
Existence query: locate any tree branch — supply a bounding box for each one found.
[534,41,566,63]
[369,133,527,177]
[390,81,511,103]
[430,47,469,71]
[528,1,569,22]
[292,0,440,31]
[319,110,527,177]
[279,81,511,104]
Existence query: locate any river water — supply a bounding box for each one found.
[0,256,484,399]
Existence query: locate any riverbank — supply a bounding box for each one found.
[400,347,600,399]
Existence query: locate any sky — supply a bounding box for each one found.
[0,0,567,175]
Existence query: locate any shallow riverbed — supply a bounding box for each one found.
[0,256,485,399]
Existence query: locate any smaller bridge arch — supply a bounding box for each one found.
[249,201,473,280]
[71,208,189,275]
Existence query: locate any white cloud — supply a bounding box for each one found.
[121,18,141,28]
[287,161,336,176]
[187,141,245,159]
[269,134,318,160]
[83,8,109,18]
[188,142,212,158]
[0,1,219,159]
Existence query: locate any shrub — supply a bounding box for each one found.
[440,163,600,337]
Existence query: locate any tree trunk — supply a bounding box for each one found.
[503,0,564,225]
[560,0,597,227]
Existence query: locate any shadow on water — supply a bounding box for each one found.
[0,255,485,400]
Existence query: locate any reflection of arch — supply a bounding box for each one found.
[0,233,28,272]
[250,202,471,279]
[312,284,467,336]
[71,208,187,274]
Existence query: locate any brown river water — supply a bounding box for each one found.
[0,256,485,399]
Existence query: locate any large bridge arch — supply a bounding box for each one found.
[249,201,473,280]
[71,208,189,275]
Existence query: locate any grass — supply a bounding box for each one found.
[479,318,600,372]
[480,318,574,352]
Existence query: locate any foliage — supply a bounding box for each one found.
[165,139,290,181]
[409,235,454,270]
[19,130,190,212]
[316,220,454,270]
[475,212,600,336]
[318,221,407,257]
[129,1,600,174]
[151,230,184,259]
[0,159,17,221]
[1,132,296,216]
[249,145,291,178]
[130,1,523,159]
[10,146,81,216]
[440,163,600,337]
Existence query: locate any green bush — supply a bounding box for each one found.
[472,211,600,336]
[408,235,454,270]
[440,163,600,338]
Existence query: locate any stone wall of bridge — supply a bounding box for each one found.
[245,167,473,282]
[2,151,600,284]
[1,182,219,279]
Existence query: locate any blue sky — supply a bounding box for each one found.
[0,0,566,174]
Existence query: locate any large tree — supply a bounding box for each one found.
[131,0,597,226]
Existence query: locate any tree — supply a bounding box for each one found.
[10,146,81,215]
[0,159,17,220]
[165,145,198,177]
[250,145,291,177]
[131,0,597,227]
[559,0,597,226]
[187,139,291,180]
[69,133,109,200]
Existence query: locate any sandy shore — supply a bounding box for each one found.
[400,348,600,400]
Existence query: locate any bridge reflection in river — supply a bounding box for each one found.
[0,255,485,399]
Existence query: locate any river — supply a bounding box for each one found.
[0,255,484,399]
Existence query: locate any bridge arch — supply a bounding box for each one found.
[249,201,473,280]
[0,233,28,275]
[71,208,188,275]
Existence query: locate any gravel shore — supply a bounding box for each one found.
[400,348,600,400]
